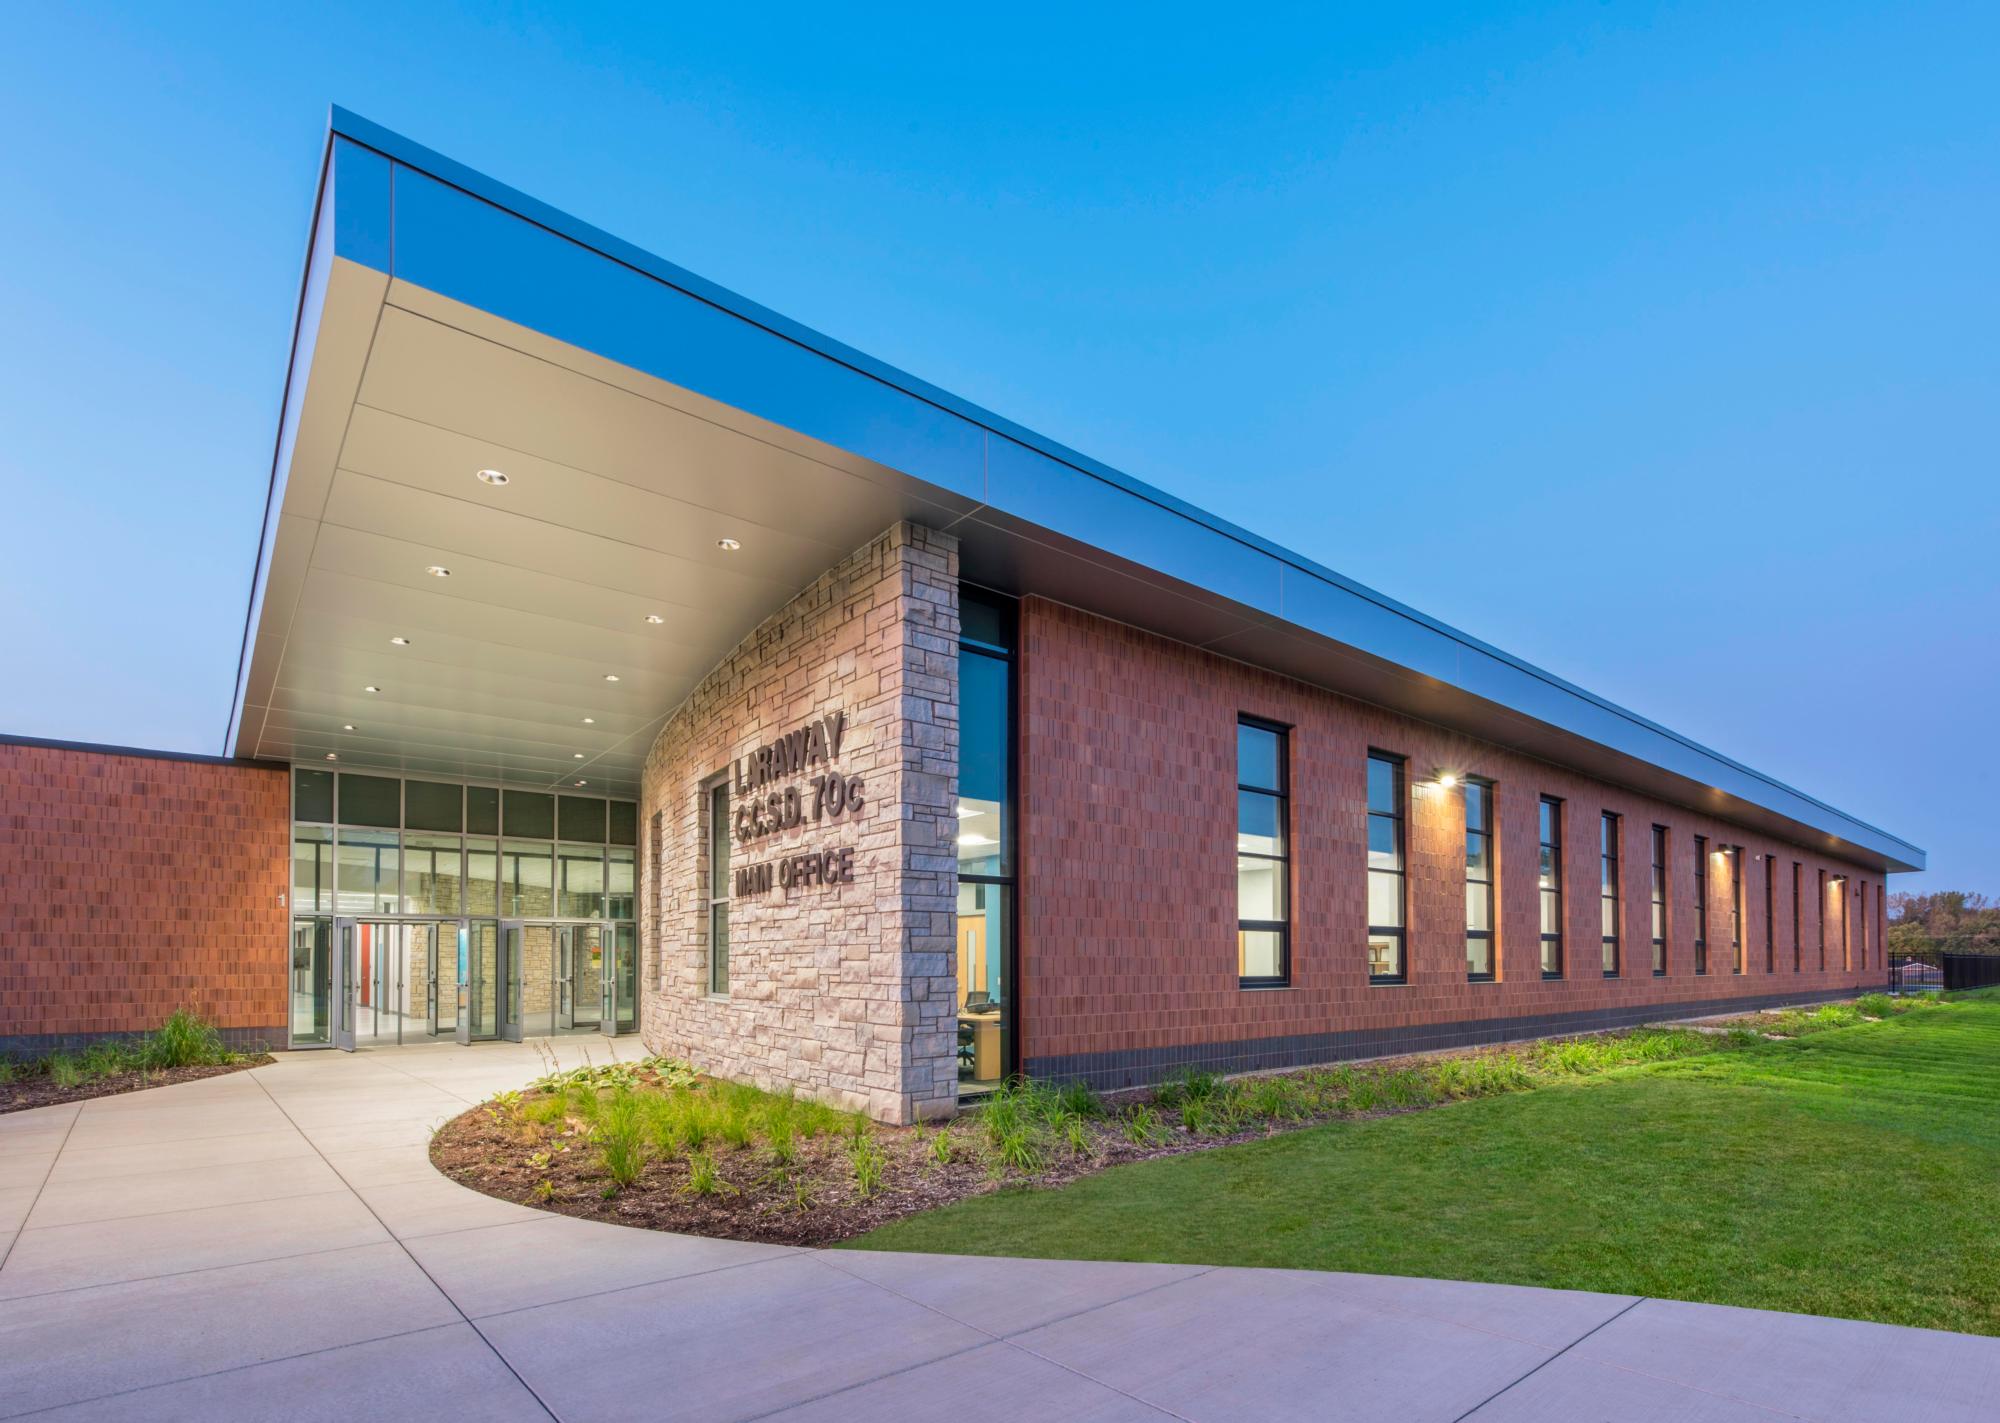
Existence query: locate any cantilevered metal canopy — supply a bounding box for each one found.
[230,108,1923,873]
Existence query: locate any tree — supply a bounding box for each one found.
[1887,891,2000,957]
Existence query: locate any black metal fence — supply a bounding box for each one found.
[1942,953,2000,992]
[1888,953,1943,995]
[1889,952,2000,994]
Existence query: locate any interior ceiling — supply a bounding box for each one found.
[239,276,975,801]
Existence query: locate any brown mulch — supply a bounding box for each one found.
[0,1056,274,1115]
[430,1098,1220,1247]
[428,1074,1447,1247]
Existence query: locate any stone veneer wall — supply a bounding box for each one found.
[639,522,959,1123]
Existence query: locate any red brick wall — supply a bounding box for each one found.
[0,741,289,1047]
[1017,600,1886,1070]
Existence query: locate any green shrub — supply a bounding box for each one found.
[849,1130,887,1197]
[683,1149,724,1196]
[765,1114,797,1166]
[1154,1067,1220,1109]
[141,1009,231,1070]
[594,1087,649,1190]
[1856,993,1894,1019]
[47,1054,84,1089]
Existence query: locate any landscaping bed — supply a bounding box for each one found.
[431,1017,1804,1247]
[1,1011,271,1114]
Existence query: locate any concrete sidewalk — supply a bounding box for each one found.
[1,1041,1992,1421]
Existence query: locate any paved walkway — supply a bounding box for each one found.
[2,1042,1993,1421]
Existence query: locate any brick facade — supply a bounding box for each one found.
[639,523,959,1123]
[0,740,289,1054]
[1016,599,1887,1089]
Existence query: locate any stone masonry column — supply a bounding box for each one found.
[639,521,959,1124]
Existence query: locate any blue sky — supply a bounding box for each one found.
[0,3,1992,891]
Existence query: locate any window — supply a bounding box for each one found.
[1839,877,1851,969]
[1600,813,1621,977]
[1800,863,1816,971]
[958,589,1018,1091]
[707,781,730,995]
[1817,869,1827,969]
[1764,855,1776,973]
[1649,826,1668,976]
[1538,797,1563,978]
[1859,881,1869,970]
[1729,846,1745,975]
[1465,780,1495,981]
[1238,719,1290,986]
[1366,752,1406,984]
[1693,836,1709,975]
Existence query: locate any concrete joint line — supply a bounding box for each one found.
[0,1108,80,1277]
[1451,1295,1647,1422]
[247,1070,561,1422]
[805,1252,1210,1421]
[0,1321,469,1423]
[14,1185,356,1237]
[465,1247,802,1323]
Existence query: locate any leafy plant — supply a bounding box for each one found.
[850,1129,887,1197]
[683,1149,726,1196]
[594,1088,649,1190]
[1122,1104,1162,1145]
[140,1009,231,1070]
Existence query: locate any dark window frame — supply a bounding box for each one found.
[1650,825,1668,976]
[1237,715,1292,989]
[1538,796,1564,980]
[1600,811,1621,978]
[1729,845,1745,975]
[1764,853,1776,973]
[957,587,1021,1086]
[1800,863,1816,971]
[1366,750,1408,986]
[706,777,730,997]
[1817,868,1828,969]
[1693,835,1709,975]
[1465,779,1496,983]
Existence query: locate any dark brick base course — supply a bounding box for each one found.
[1024,987,1866,1093]
[0,1025,287,1060]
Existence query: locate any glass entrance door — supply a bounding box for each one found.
[406,922,454,1039]
[602,922,637,1037]
[460,920,499,1043]
[557,925,603,1033]
[498,920,525,1042]
[332,917,358,1052]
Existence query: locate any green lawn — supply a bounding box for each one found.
[845,995,2000,1336]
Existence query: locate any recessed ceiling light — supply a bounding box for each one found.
[390,637,410,647]
[342,724,355,732]
[603,673,620,682]
[475,468,509,486]
[425,565,451,578]
[573,753,586,759]
[643,614,664,625]
[325,752,338,761]
[575,780,588,786]
[581,717,595,724]
[716,537,741,552]
[364,685,381,693]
